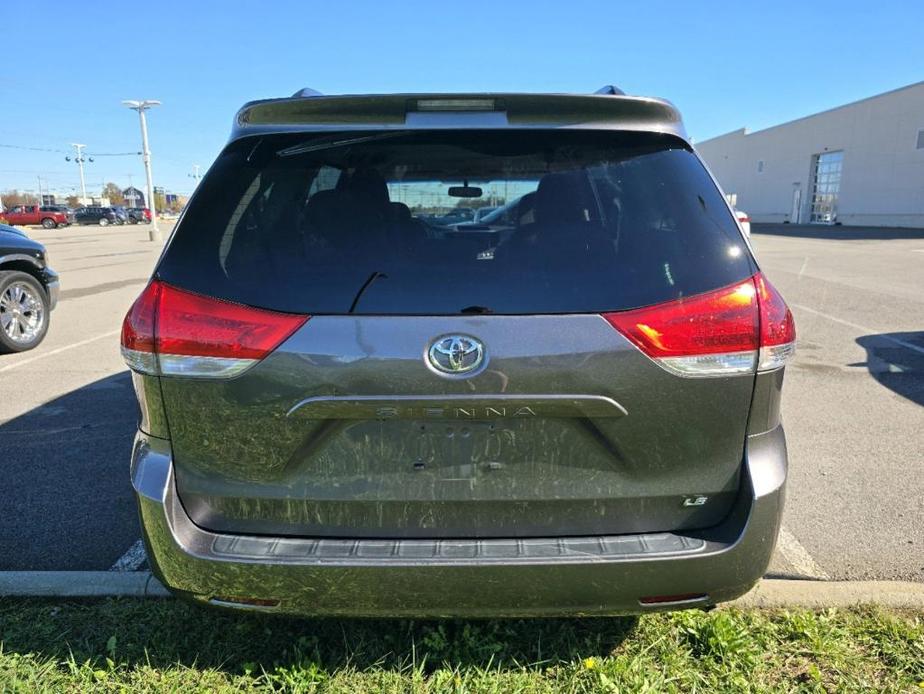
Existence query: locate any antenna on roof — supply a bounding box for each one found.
[594,85,626,96]
[291,87,324,98]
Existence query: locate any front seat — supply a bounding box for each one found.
[499,171,614,266]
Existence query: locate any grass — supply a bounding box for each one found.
[0,599,921,692]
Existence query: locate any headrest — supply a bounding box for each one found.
[534,171,595,226]
[303,189,340,224]
[389,201,412,222]
[339,168,390,208]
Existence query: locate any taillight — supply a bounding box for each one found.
[121,280,161,374]
[602,273,794,377]
[755,274,796,371]
[120,280,308,378]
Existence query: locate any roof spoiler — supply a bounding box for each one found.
[234,91,686,142]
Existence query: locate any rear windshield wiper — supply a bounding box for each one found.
[277,132,409,157]
[349,271,388,313]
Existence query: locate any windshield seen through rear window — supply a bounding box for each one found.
[157,130,754,314]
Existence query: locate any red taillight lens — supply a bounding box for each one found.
[121,280,161,374]
[602,279,759,376]
[157,284,307,360]
[602,273,794,377]
[755,274,796,371]
[639,593,708,605]
[120,280,308,378]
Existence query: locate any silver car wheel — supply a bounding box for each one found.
[0,281,46,344]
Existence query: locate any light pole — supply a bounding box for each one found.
[122,99,161,242]
[67,143,90,200]
[188,164,201,186]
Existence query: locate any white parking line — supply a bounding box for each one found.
[777,526,829,579]
[0,329,121,374]
[109,540,147,572]
[790,303,924,355]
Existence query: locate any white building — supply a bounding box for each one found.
[696,82,924,228]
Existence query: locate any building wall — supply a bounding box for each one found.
[695,82,924,227]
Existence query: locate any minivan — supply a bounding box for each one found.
[122,87,794,616]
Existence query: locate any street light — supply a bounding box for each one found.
[65,143,91,200]
[122,99,161,242]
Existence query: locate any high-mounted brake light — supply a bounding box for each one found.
[413,98,497,112]
[121,280,308,378]
[602,273,794,377]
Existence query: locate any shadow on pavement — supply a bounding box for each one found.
[753,223,924,240]
[854,333,924,406]
[0,598,639,675]
[0,372,141,570]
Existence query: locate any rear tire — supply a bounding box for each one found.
[0,271,49,353]
[41,218,55,229]
[128,217,138,225]
[99,218,109,227]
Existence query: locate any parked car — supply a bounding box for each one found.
[109,206,130,225]
[734,209,751,237]
[74,206,120,226]
[3,204,70,229]
[429,208,474,226]
[42,205,76,224]
[125,207,152,224]
[0,223,59,352]
[122,88,795,617]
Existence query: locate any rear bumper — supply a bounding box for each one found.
[133,427,787,617]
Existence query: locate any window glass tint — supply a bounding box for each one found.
[158,130,754,314]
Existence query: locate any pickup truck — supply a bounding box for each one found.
[3,205,71,229]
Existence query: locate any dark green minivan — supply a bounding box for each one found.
[122,88,794,616]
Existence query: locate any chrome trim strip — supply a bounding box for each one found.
[286,394,628,419]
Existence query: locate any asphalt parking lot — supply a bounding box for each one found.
[0,222,921,580]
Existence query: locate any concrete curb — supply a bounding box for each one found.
[2,573,923,608]
[729,579,924,610]
[0,571,170,598]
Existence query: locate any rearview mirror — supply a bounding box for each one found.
[448,185,483,198]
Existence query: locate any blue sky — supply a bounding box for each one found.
[2,0,922,198]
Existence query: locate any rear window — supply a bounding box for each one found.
[158,130,754,314]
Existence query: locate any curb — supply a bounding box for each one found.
[0,572,170,598]
[2,573,923,608]
[729,579,924,609]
